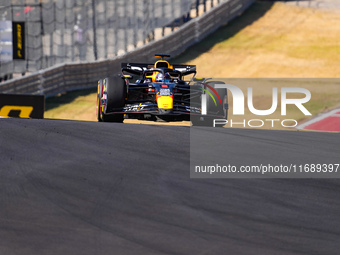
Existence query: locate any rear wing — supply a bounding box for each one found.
[121,63,196,76]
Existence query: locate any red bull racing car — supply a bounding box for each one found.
[96,54,228,126]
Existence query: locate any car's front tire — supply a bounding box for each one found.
[100,76,126,123]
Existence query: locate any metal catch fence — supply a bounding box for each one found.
[0,0,254,96]
[1,0,226,80]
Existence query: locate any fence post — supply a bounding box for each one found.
[133,0,137,48]
[143,0,149,44]
[171,0,175,32]
[61,0,65,63]
[104,0,108,58]
[151,0,155,41]
[113,1,118,56]
[161,0,165,37]
[92,0,98,60]
[124,0,128,53]
[71,1,75,61]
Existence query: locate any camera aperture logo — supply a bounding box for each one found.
[200,83,224,114]
[201,84,312,128]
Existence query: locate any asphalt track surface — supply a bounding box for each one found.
[1,118,340,255]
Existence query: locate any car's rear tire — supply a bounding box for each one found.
[191,81,228,127]
[102,76,126,123]
[97,80,104,122]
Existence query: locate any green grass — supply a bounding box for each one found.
[45,88,97,121]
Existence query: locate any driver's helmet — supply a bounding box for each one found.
[155,72,163,82]
[155,72,171,82]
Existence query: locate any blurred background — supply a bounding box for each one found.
[0,0,224,82]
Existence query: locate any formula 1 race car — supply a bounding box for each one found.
[96,54,228,126]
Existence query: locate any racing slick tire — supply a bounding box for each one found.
[101,76,126,123]
[97,79,104,122]
[191,81,228,127]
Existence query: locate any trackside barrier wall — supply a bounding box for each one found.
[0,94,44,119]
[0,0,254,97]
